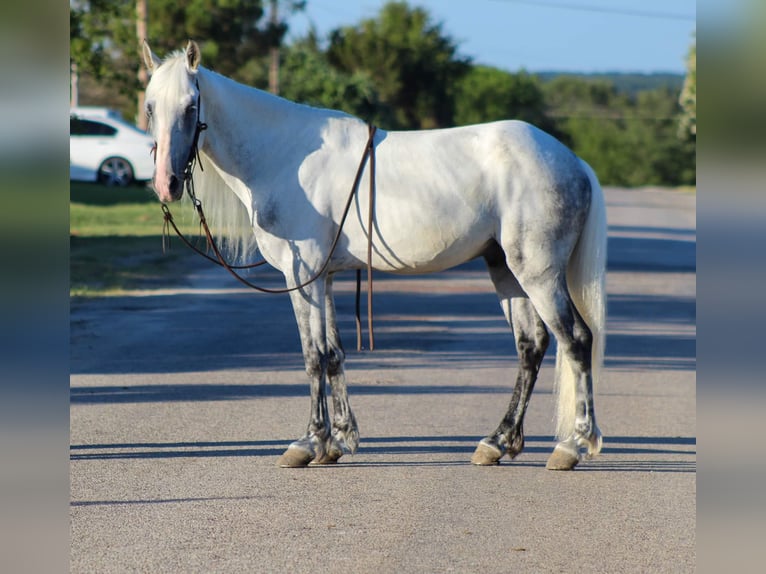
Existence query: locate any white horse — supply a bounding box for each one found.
[143,41,606,470]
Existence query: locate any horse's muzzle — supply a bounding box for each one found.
[153,173,184,203]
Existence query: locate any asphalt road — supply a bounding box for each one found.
[70,187,696,573]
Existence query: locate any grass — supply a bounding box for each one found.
[70,235,190,296]
[70,180,158,207]
[70,181,201,296]
[70,181,160,238]
[71,202,166,237]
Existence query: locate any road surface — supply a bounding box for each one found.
[70,186,696,573]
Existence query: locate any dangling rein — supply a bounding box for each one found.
[161,122,378,351]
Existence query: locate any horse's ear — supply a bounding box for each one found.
[185,40,201,73]
[142,40,161,74]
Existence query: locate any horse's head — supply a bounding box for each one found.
[142,40,203,203]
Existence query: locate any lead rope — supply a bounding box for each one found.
[365,124,376,350]
[162,123,378,351]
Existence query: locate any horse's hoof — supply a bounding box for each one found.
[471,440,503,466]
[545,444,580,471]
[276,446,314,468]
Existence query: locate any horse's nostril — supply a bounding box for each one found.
[169,175,182,196]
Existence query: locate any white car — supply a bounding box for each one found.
[70,107,155,186]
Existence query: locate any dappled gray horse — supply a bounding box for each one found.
[143,41,606,470]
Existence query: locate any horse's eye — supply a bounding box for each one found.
[145,103,153,117]
[185,104,197,117]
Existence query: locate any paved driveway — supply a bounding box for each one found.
[70,187,696,573]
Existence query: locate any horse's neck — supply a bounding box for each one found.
[198,69,312,192]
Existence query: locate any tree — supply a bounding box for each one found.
[635,88,695,185]
[325,1,470,129]
[542,76,694,186]
[279,34,384,123]
[70,1,137,94]
[69,0,304,120]
[453,65,554,132]
[144,0,266,79]
[542,76,631,121]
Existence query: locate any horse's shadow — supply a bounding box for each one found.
[69,434,696,473]
[69,285,696,376]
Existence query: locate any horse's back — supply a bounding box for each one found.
[338,120,591,274]
[380,119,591,224]
[383,119,586,197]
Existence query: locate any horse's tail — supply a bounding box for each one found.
[554,160,607,450]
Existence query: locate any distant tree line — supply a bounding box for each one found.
[70,0,695,187]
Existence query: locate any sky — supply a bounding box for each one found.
[287,0,697,74]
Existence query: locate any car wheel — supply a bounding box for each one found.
[97,157,134,187]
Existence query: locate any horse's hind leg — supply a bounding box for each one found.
[472,250,550,466]
[471,298,549,465]
[311,275,359,464]
[520,275,602,470]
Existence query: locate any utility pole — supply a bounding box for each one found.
[70,59,79,108]
[268,0,279,95]
[136,0,148,129]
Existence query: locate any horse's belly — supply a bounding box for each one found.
[366,221,492,274]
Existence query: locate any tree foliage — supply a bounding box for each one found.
[71,0,695,187]
[145,0,268,78]
[542,77,694,186]
[70,0,303,118]
[70,0,136,90]
[280,34,382,122]
[454,65,557,135]
[325,1,470,129]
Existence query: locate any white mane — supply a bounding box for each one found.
[188,149,260,264]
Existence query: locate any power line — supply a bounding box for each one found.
[489,0,696,22]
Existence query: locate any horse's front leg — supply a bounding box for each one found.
[311,274,359,464]
[277,282,333,468]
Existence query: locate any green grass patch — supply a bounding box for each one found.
[70,181,204,296]
[70,235,192,296]
[70,202,167,237]
[70,181,157,206]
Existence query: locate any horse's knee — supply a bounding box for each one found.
[327,346,345,378]
[304,348,328,379]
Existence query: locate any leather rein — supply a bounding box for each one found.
[160,102,377,351]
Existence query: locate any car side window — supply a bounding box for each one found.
[70,118,117,137]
